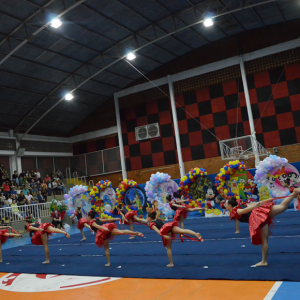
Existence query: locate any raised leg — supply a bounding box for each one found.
[172,226,203,241]
[47,226,70,238]
[128,220,135,239]
[103,239,110,267]
[254,224,269,267]
[180,215,184,229]
[3,233,22,238]
[80,229,86,241]
[166,238,174,267]
[41,233,50,264]
[111,228,142,237]
[269,194,295,218]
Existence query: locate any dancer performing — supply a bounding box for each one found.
[87,210,143,267]
[25,218,70,264]
[71,207,93,241]
[166,194,206,228]
[117,204,147,239]
[225,188,300,267]
[147,211,203,267]
[0,226,22,263]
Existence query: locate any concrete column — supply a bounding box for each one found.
[114,93,127,180]
[167,75,185,178]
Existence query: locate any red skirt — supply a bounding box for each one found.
[249,202,274,245]
[173,206,188,221]
[160,221,178,247]
[95,223,117,248]
[77,218,88,230]
[124,210,138,225]
[0,229,9,245]
[31,223,53,246]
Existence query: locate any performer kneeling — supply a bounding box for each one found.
[25,217,70,264]
[225,188,300,267]
[87,210,143,267]
[147,211,203,267]
[166,194,205,229]
[0,226,22,263]
[117,204,147,239]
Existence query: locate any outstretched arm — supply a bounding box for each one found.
[83,223,94,232]
[91,222,110,232]
[172,203,186,208]
[0,226,11,229]
[236,202,261,216]
[28,226,43,232]
[99,218,119,223]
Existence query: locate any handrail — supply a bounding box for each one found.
[66,167,71,183]
[79,176,86,186]
[73,172,78,185]
[89,180,94,190]
[0,201,64,224]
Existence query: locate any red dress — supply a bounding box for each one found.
[170,201,188,221]
[230,203,274,245]
[27,223,54,246]
[149,219,178,247]
[0,229,9,245]
[75,212,88,230]
[89,220,117,248]
[124,210,138,225]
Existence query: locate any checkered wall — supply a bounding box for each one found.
[121,63,300,171]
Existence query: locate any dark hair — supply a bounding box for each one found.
[117,204,123,209]
[228,196,238,208]
[88,210,96,219]
[147,211,156,219]
[76,207,81,211]
[25,217,31,223]
[173,192,180,199]
[166,195,172,202]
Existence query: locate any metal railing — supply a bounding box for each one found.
[79,176,86,186]
[66,167,71,183]
[88,180,94,190]
[73,172,78,185]
[0,201,63,224]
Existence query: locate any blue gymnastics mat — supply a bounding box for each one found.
[1,211,300,281]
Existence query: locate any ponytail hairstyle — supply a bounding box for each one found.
[147,211,156,220]
[117,204,123,210]
[227,196,238,208]
[76,206,81,212]
[166,195,172,202]
[25,216,32,223]
[88,209,96,219]
[173,192,180,199]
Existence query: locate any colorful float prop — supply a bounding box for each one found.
[145,172,178,219]
[254,155,300,204]
[116,179,138,203]
[90,180,116,218]
[63,185,91,218]
[48,199,67,220]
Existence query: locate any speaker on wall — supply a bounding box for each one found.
[17,147,25,156]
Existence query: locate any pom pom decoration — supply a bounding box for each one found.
[179,167,207,199]
[116,179,138,203]
[145,172,174,218]
[214,160,246,199]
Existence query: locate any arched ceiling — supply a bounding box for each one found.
[0,0,299,137]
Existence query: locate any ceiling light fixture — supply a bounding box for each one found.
[50,18,62,28]
[65,93,74,101]
[126,52,136,60]
[203,18,213,27]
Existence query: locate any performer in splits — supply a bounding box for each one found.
[166,194,206,229]
[71,207,94,241]
[225,187,300,267]
[25,217,70,264]
[147,211,203,268]
[117,204,147,239]
[0,226,22,263]
[87,210,143,267]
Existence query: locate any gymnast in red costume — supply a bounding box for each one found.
[0,226,22,263]
[166,194,206,229]
[25,217,70,264]
[71,207,93,241]
[225,188,300,267]
[87,210,143,267]
[147,211,203,267]
[117,204,147,239]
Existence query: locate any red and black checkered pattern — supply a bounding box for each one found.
[121,63,300,171]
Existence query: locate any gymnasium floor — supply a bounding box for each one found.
[1,212,299,299]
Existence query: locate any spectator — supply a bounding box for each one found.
[17,191,26,206]
[19,170,26,181]
[25,191,33,204]
[47,180,53,196]
[7,194,13,205]
[9,180,15,189]
[40,180,48,201]
[31,184,39,196]
[21,176,27,187]
[1,200,10,218]
[27,173,32,182]
[30,169,35,177]
[23,180,30,191]
[12,171,19,186]
[27,213,35,237]
[52,179,59,195]
[10,194,17,205]
[2,180,10,197]
[23,186,29,196]
[37,190,46,203]
[34,169,41,179]
[11,200,22,220]
[2,171,8,183]
[56,169,63,180]
[59,180,68,194]
[29,179,35,189]
[0,163,4,179]
[51,210,63,228]
[31,192,38,204]
[25,170,29,177]
[36,180,41,190]
[0,192,6,206]
[16,186,22,195]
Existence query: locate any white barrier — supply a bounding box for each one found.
[0,201,64,224]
